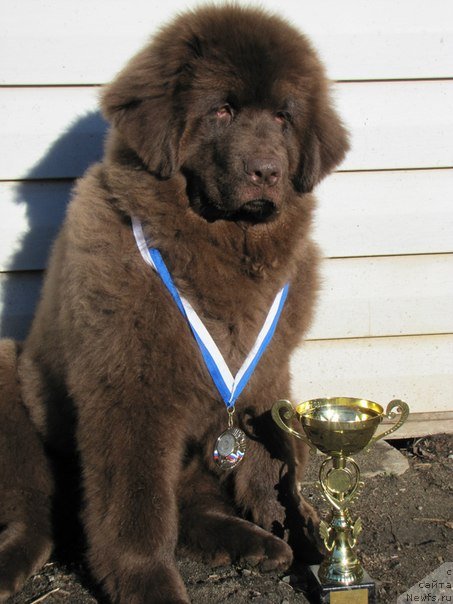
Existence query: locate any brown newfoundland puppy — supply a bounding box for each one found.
[0,5,348,603]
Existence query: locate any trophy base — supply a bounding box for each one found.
[307,565,376,604]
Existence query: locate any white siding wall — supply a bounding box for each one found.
[1,0,452,422]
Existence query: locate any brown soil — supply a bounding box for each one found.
[9,434,452,604]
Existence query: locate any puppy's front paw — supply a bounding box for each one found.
[237,528,293,572]
[181,513,293,573]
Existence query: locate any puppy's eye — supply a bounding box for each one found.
[215,104,233,121]
[275,111,292,125]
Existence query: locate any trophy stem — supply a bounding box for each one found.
[318,454,364,585]
[332,455,346,470]
[318,507,364,585]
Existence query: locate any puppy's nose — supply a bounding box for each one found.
[245,158,282,186]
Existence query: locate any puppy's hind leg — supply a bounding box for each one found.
[0,340,53,602]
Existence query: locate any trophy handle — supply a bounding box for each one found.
[368,399,410,448]
[271,400,317,452]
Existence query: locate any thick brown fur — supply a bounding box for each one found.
[0,341,52,601]
[0,5,348,603]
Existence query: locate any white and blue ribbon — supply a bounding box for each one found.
[132,217,289,409]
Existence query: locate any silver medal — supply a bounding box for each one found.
[213,427,246,469]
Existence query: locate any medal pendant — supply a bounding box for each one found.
[213,427,246,469]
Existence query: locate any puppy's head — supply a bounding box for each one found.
[101,6,349,222]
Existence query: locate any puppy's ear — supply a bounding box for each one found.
[296,92,349,193]
[101,48,183,178]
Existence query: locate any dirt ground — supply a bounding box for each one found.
[9,434,452,604]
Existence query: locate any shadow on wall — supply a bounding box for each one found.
[0,111,108,340]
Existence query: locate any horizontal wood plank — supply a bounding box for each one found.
[315,169,453,258]
[382,411,453,439]
[2,170,452,272]
[307,254,453,340]
[1,275,450,417]
[290,334,453,415]
[1,255,452,341]
[0,81,452,180]
[0,88,106,180]
[1,0,452,84]
[336,81,453,170]
[0,181,71,272]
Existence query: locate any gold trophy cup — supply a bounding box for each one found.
[272,397,409,603]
